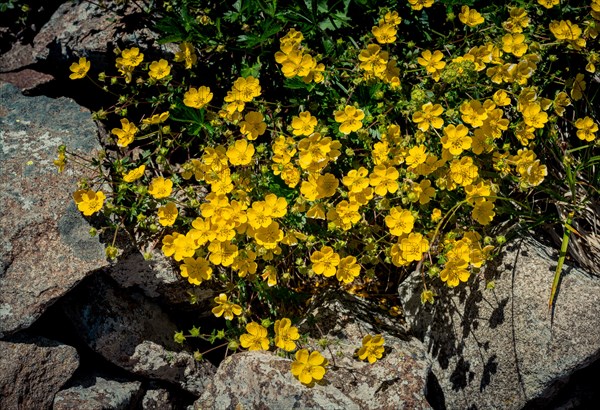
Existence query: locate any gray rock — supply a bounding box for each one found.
[62,274,179,374]
[142,387,175,410]
[0,69,54,92]
[53,376,142,410]
[398,235,600,409]
[0,0,170,73]
[0,335,79,410]
[195,292,433,409]
[107,247,217,312]
[131,340,216,396]
[0,82,107,338]
[195,351,360,410]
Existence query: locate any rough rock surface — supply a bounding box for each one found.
[0,82,107,337]
[62,274,179,374]
[0,69,54,92]
[0,0,169,73]
[195,292,433,409]
[131,340,216,396]
[0,335,79,410]
[107,247,217,312]
[142,387,176,410]
[398,235,600,409]
[53,375,142,410]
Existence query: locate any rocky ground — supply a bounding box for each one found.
[1,1,599,409]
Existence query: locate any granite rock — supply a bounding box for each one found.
[53,375,142,410]
[0,82,107,337]
[0,335,79,410]
[399,235,600,409]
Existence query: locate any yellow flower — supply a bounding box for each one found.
[148,59,171,80]
[521,103,548,129]
[431,208,442,223]
[208,240,238,266]
[247,201,272,229]
[211,293,243,320]
[240,322,270,351]
[263,194,288,218]
[405,145,428,168]
[179,256,212,285]
[502,34,528,57]
[240,111,267,140]
[417,49,446,72]
[440,259,470,288]
[381,11,401,26]
[226,76,262,103]
[261,265,278,286]
[416,179,436,204]
[315,173,339,199]
[460,100,487,127]
[157,202,178,226]
[311,246,340,277]
[291,349,328,385]
[274,318,300,351]
[441,124,472,156]
[369,165,399,196]
[292,111,318,136]
[357,334,385,364]
[574,117,598,142]
[171,231,199,261]
[148,176,173,199]
[174,41,197,69]
[73,189,106,216]
[492,90,511,107]
[232,250,258,277]
[69,57,90,80]
[334,105,365,135]
[336,256,361,284]
[372,23,397,44]
[570,73,586,101]
[53,151,66,173]
[449,156,479,186]
[472,199,495,225]
[385,207,415,236]
[538,0,560,9]
[400,232,429,262]
[142,111,170,125]
[503,7,529,33]
[342,167,370,193]
[549,20,585,49]
[421,290,435,304]
[122,164,146,182]
[116,47,144,67]
[459,6,484,27]
[254,221,284,250]
[226,139,255,166]
[553,91,571,116]
[412,102,444,132]
[111,118,139,147]
[407,0,434,11]
[184,86,213,109]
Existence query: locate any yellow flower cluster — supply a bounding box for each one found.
[440,232,494,287]
[358,44,400,87]
[115,47,143,83]
[550,20,586,50]
[459,6,485,27]
[223,76,262,120]
[275,29,325,84]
